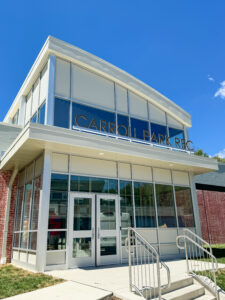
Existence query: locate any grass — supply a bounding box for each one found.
[196,269,225,292]
[197,244,225,292]
[0,264,64,299]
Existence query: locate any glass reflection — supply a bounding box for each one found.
[47,231,66,250]
[100,237,117,256]
[74,198,92,231]
[175,186,195,227]
[100,198,116,230]
[151,123,167,144]
[169,128,185,149]
[155,184,177,228]
[54,98,70,128]
[73,238,91,258]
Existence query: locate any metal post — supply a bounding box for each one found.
[128,228,132,292]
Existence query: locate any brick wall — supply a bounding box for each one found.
[197,189,225,244]
[0,171,18,263]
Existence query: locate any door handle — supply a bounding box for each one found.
[92,228,95,238]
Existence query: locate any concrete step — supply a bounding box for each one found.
[194,295,216,300]
[143,277,194,298]
[161,284,205,300]
[161,277,194,295]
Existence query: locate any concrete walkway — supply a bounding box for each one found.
[7,259,225,300]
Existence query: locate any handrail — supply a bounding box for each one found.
[176,231,219,300]
[183,228,212,253]
[125,227,171,299]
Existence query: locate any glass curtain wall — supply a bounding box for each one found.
[53,98,186,150]
[13,156,43,258]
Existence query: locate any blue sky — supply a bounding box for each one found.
[1,0,225,157]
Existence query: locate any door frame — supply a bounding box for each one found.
[68,192,121,268]
[68,192,96,268]
[96,194,121,266]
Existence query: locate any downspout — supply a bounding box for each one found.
[1,167,18,264]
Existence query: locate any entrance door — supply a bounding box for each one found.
[96,194,120,265]
[69,193,120,267]
[69,193,95,267]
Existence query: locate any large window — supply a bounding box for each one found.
[53,97,189,151]
[175,186,195,227]
[155,184,177,228]
[13,156,43,255]
[70,175,118,194]
[134,182,156,227]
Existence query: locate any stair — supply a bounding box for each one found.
[143,277,216,300]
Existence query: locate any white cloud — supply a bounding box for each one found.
[214,148,225,158]
[208,75,215,82]
[214,80,225,99]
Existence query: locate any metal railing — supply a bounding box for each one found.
[176,229,219,299]
[125,227,171,299]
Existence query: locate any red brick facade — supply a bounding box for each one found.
[197,189,225,244]
[0,171,18,263]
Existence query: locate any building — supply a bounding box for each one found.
[195,163,225,244]
[0,36,218,272]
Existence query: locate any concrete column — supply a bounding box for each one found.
[36,150,51,271]
[189,172,202,237]
[18,95,26,126]
[45,54,56,126]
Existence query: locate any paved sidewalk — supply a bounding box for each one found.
[6,259,225,300]
[5,281,112,300]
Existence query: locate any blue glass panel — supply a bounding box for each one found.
[169,128,185,149]
[38,102,45,124]
[150,123,168,144]
[72,102,116,134]
[131,118,150,141]
[54,98,70,128]
[117,114,129,137]
[51,174,68,191]
[31,113,37,123]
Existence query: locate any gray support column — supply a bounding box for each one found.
[189,172,202,237]
[45,55,56,126]
[18,96,26,126]
[36,150,51,272]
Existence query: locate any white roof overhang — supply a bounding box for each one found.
[0,123,218,174]
[4,36,191,127]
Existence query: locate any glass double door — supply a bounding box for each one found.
[69,193,120,267]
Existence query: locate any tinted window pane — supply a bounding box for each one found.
[117,114,129,137]
[134,182,156,228]
[51,174,68,191]
[15,187,24,231]
[91,177,108,193]
[13,233,20,248]
[38,102,45,124]
[120,180,132,196]
[54,98,70,128]
[48,191,68,229]
[120,195,134,229]
[108,179,118,194]
[28,232,37,250]
[151,123,167,144]
[74,198,92,230]
[155,184,177,227]
[169,128,185,149]
[47,231,66,250]
[21,183,32,231]
[131,118,149,141]
[72,102,116,134]
[71,175,90,192]
[175,186,195,227]
[30,176,42,230]
[31,113,37,123]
